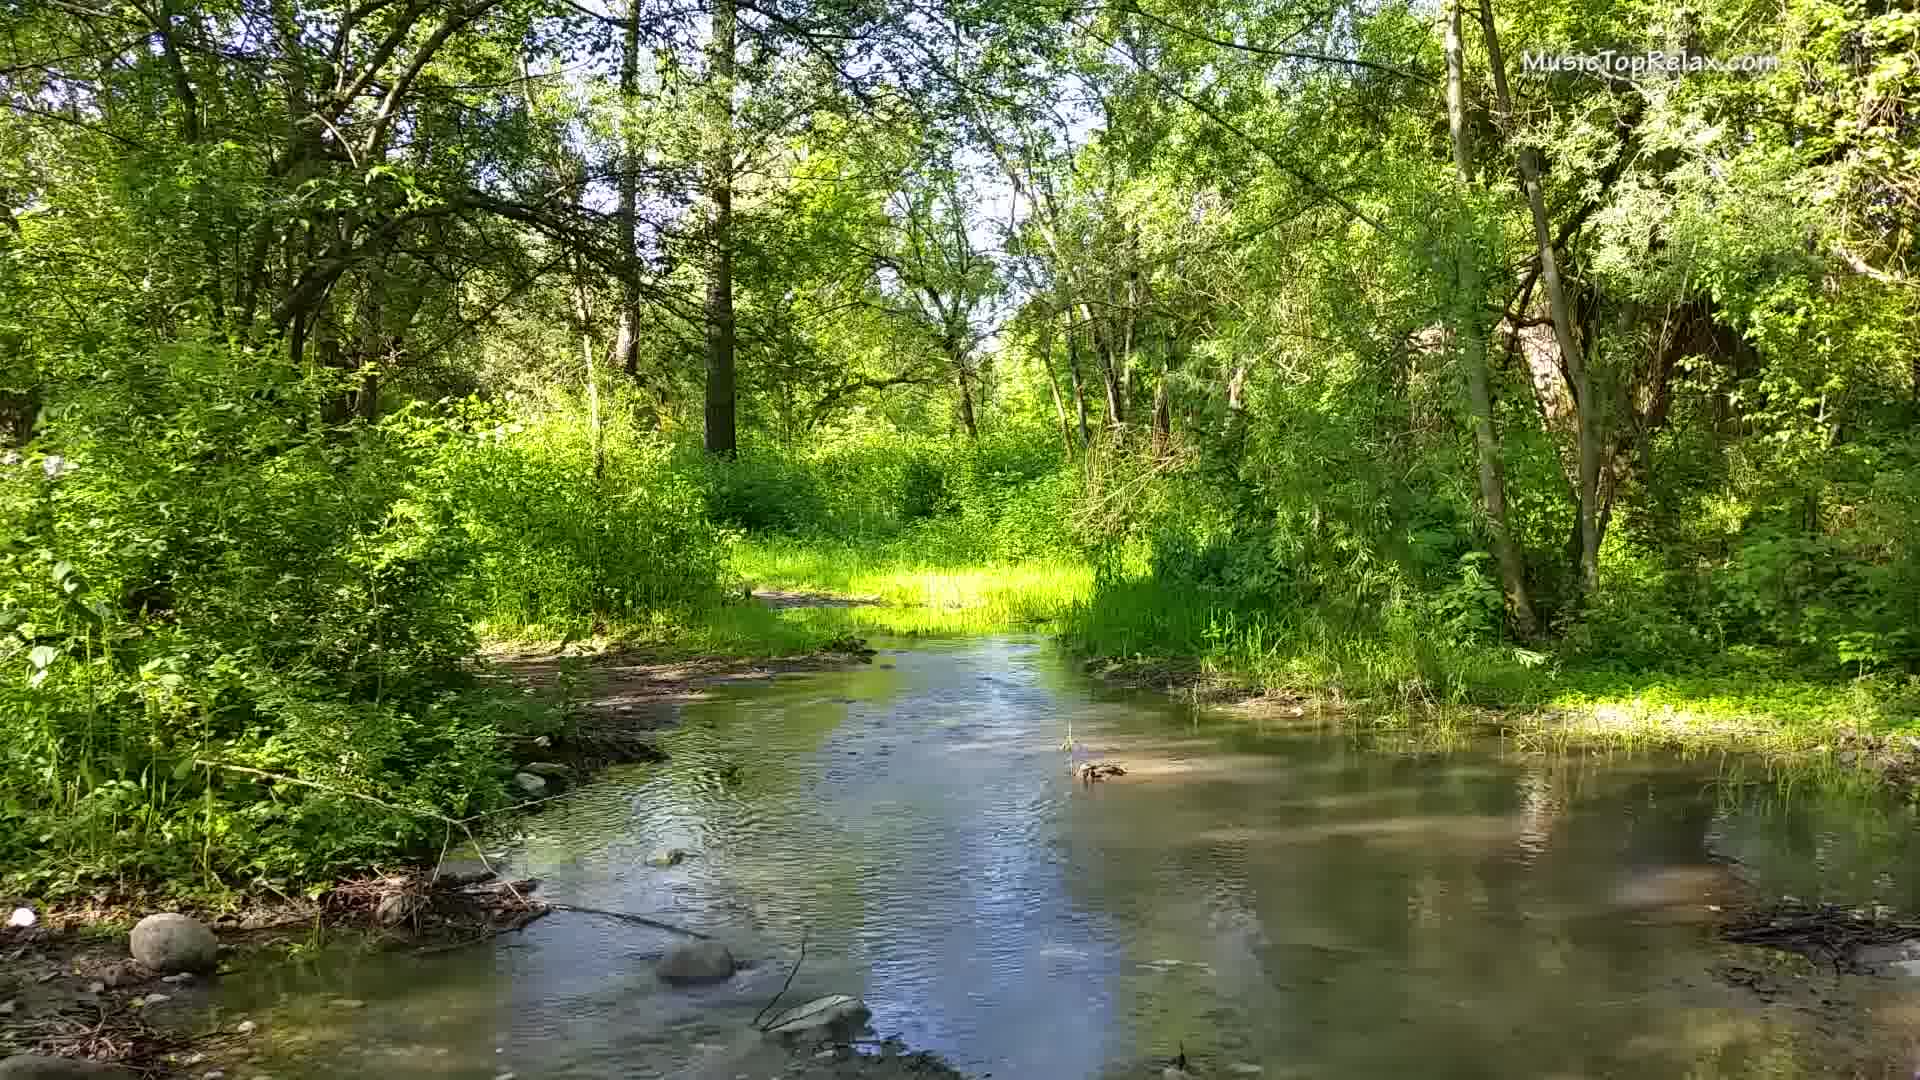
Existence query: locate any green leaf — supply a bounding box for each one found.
[28,645,59,669]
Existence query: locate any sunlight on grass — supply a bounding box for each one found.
[731,536,1092,628]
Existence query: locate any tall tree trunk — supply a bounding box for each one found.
[1480,0,1600,601]
[1086,311,1125,430]
[702,0,737,458]
[1037,310,1075,455]
[1065,319,1092,448]
[948,332,978,440]
[612,0,643,381]
[1449,0,1538,638]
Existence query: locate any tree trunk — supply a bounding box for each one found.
[612,0,643,381]
[1449,0,1538,638]
[948,331,978,440]
[1087,311,1125,430]
[1065,320,1092,447]
[1036,311,1075,455]
[702,0,737,458]
[1480,0,1600,602]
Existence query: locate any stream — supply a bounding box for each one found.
[205,637,1920,1078]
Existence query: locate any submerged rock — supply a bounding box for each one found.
[522,762,571,780]
[129,913,218,974]
[0,1057,138,1079]
[763,994,871,1042]
[645,848,691,867]
[512,772,547,796]
[657,940,735,983]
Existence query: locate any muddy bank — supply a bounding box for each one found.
[485,638,879,774]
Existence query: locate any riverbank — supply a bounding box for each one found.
[716,540,1920,784]
[2,612,970,1079]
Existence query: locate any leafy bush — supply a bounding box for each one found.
[438,395,728,629]
[0,352,516,897]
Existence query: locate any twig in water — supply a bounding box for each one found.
[753,926,810,1030]
[414,906,553,955]
[544,903,711,939]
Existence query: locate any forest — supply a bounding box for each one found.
[1,0,1916,897]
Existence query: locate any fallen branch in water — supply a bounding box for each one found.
[753,926,809,1030]
[414,905,552,955]
[544,903,710,939]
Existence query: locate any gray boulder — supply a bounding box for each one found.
[0,1056,138,1079]
[656,940,734,983]
[128,913,218,975]
[512,772,547,796]
[521,762,571,779]
[763,994,871,1043]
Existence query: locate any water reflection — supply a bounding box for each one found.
[212,637,1920,1079]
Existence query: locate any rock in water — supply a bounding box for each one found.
[645,848,689,867]
[0,1056,138,1079]
[657,941,734,983]
[129,913,218,974]
[763,994,871,1042]
[512,772,547,796]
[522,762,571,780]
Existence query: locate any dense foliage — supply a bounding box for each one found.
[3,0,1916,894]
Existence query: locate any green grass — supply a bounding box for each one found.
[482,535,1920,767]
[1055,574,1920,757]
[730,535,1093,631]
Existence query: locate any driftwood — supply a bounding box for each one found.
[1720,900,1920,974]
[543,903,710,939]
[753,927,809,1029]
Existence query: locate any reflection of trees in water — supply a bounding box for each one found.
[1055,725,1866,1076]
[1708,766,1920,911]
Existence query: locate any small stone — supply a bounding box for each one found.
[161,972,193,984]
[202,1072,225,1079]
[533,736,551,748]
[656,940,734,983]
[6,908,34,928]
[1889,959,1920,977]
[494,1074,515,1080]
[129,913,219,975]
[645,848,689,867]
[85,982,104,994]
[512,772,547,796]
[813,1051,836,1061]
[521,762,570,779]
[134,993,170,1007]
[235,1020,257,1035]
[0,1001,14,1016]
[1227,1066,1265,1076]
[331,998,366,1009]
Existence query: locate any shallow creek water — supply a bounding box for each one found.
[208,637,1920,1078]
